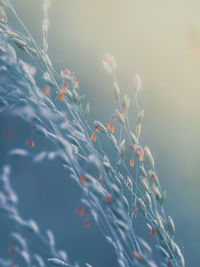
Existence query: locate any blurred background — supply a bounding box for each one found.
[0,0,200,266]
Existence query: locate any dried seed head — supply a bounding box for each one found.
[155,211,164,230]
[137,110,144,124]
[47,258,68,266]
[145,192,152,210]
[85,103,90,120]
[110,134,119,151]
[122,195,129,213]
[167,216,175,236]
[113,82,120,100]
[103,161,113,173]
[28,47,39,57]
[144,146,155,167]
[130,132,139,145]
[139,165,147,178]
[13,38,27,49]
[127,176,133,192]
[141,177,150,192]
[138,198,147,217]
[72,89,80,104]
[152,183,161,201]
[134,73,142,93]
[121,94,130,114]
[139,238,152,253]
[149,170,159,185]
[160,191,167,206]
[116,113,125,126]
[119,139,126,161]
[136,123,141,137]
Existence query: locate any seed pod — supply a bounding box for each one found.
[160,191,167,206]
[137,110,144,124]
[12,38,27,49]
[34,255,45,267]
[139,165,147,178]
[152,183,161,202]
[122,195,129,213]
[5,30,19,38]
[116,113,125,126]
[87,154,100,172]
[144,146,155,167]
[94,120,107,134]
[113,82,120,100]
[167,216,175,236]
[43,52,52,67]
[121,94,130,114]
[127,176,133,192]
[116,219,128,232]
[155,211,164,230]
[139,238,152,253]
[140,177,150,192]
[136,122,141,137]
[149,170,159,185]
[134,73,142,93]
[156,245,170,259]
[145,192,152,210]
[66,89,73,100]
[133,251,142,262]
[47,230,55,248]
[174,243,185,267]
[72,90,79,104]
[114,176,123,191]
[111,183,121,197]
[85,102,90,120]
[47,258,68,266]
[103,161,113,173]
[138,198,147,217]
[102,60,112,74]
[0,0,10,7]
[110,134,119,152]
[8,149,29,157]
[130,132,139,145]
[27,46,39,57]
[119,139,126,161]
[118,172,125,183]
